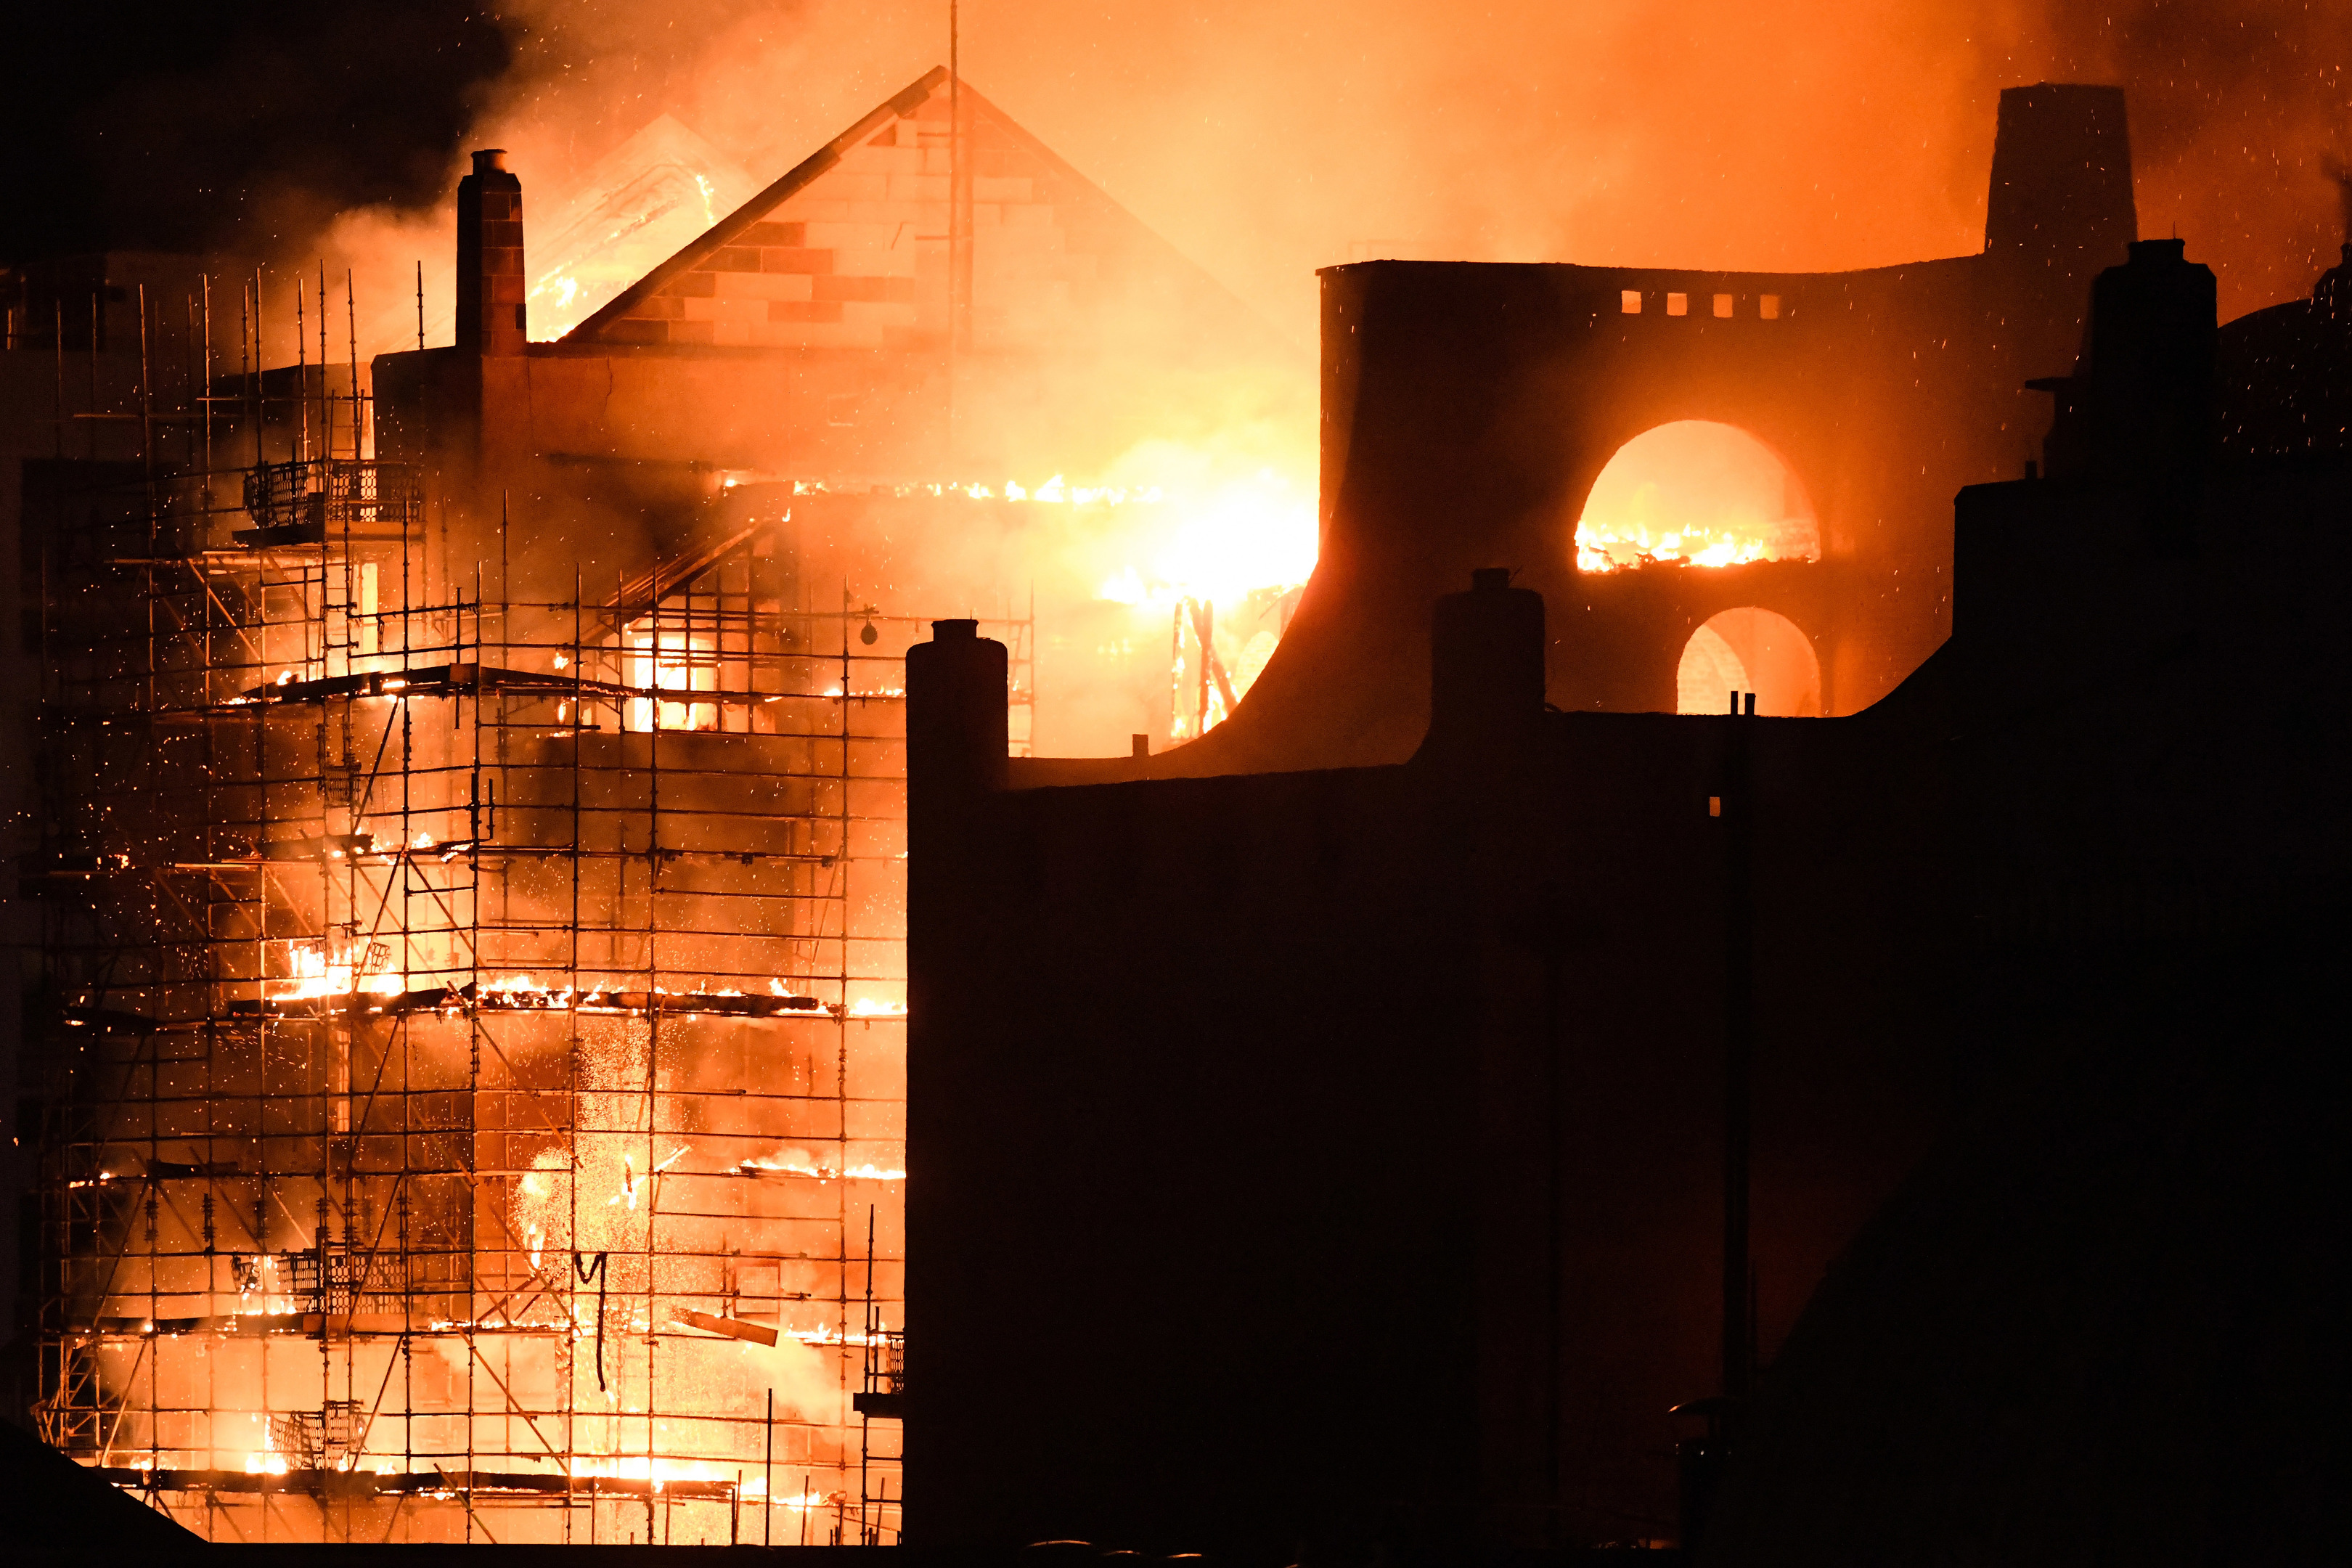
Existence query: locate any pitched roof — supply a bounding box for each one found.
[566,67,1283,358]
[570,70,944,343]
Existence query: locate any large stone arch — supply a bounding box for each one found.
[1560,416,1844,715]
[1120,84,2136,775]
[1177,248,2080,774]
[1569,420,1820,573]
[1677,606,1824,716]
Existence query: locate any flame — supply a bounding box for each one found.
[481,973,573,1009]
[1575,523,1783,573]
[627,625,719,731]
[1058,437,1317,743]
[268,942,401,1002]
[787,1323,901,1347]
[232,1253,300,1315]
[1090,467,1314,608]
[735,1148,906,1183]
[460,974,818,1015]
[1574,422,1821,573]
[605,1145,693,1212]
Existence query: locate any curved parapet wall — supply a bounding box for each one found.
[1158,83,2133,776]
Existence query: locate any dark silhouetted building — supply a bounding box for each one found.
[902,169,2348,1562]
[1167,82,2133,773]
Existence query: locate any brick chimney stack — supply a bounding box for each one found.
[1984,85,2136,268]
[456,150,526,355]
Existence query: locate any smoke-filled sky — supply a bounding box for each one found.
[7,1,2346,329]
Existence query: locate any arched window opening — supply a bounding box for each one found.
[1676,607,1821,716]
[1576,421,1819,573]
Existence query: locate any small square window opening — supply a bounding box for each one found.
[1760,294,1781,320]
[1666,293,1689,317]
[1712,293,1734,318]
[1620,290,1643,314]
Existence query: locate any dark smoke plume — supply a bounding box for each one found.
[0,2,507,263]
[2028,0,2352,311]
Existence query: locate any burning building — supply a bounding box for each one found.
[899,108,2352,1556]
[9,52,2338,1553]
[367,65,1311,756]
[9,67,1301,1545]
[371,65,1299,611]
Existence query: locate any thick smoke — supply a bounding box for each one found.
[955,0,2349,324]
[452,0,2352,330]
[13,2,2343,334]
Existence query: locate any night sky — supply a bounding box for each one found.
[6,2,2346,330]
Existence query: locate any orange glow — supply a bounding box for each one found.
[1091,468,1315,609]
[1575,421,1818,573]
[736,1148,907,1183]
[527,118,756,343]
[1077,438,1317,743]
[1677,606,1824,716]
[267,941,404,1001]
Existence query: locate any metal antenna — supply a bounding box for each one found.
[946,1,961,465]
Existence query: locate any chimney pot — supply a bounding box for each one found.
[934,618,979,642]
[473,149,509,174]
[1422,571,1546,763]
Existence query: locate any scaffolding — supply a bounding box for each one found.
[24,273,1028,1544]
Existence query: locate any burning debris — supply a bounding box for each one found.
[1573,420,1821,573]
